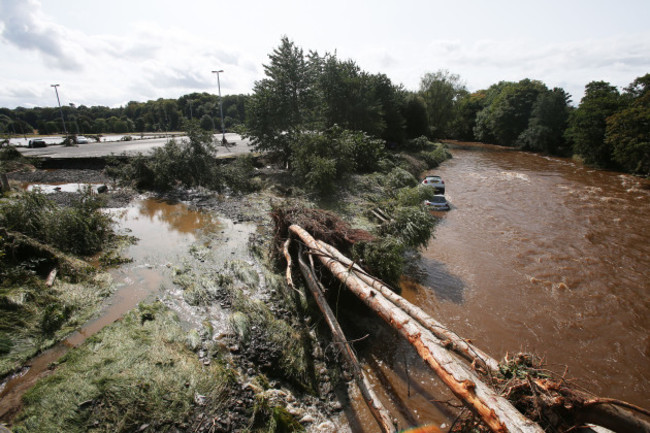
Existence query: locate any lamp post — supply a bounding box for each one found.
[211,70,225,144]
[51,84,68,135]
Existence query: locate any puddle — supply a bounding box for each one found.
[24,183,105,194]
[0,197,231,420]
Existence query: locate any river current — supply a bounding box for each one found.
[412,141,649,408]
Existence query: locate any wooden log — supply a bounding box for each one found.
[283,238,295,290]
[316,240,500,373]
[289,224,544,433]
[296,246,396,433]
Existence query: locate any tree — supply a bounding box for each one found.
[450,90,486,140]
[402,93,429,139]
[606,74,650,175]
[517,87,572,154]
[566,81,622,168]
[245,37,318,163]
[474,79,548,147]
[419,70,466,138]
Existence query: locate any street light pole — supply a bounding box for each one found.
[211,70,225,144]
[51,84,68,135]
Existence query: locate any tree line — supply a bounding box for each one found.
[1,36,648,175]
[0,93,247,136]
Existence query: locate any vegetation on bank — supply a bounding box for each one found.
[0,186,120,378]
[2,38,647,176]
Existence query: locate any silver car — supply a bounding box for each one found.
[421,175,445,193]
[424,194,450,211]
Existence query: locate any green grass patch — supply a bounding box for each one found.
[12,302,237,433]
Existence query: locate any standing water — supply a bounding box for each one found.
[0,198,222,420]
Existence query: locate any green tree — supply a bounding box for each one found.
[245,37,318,164]
[450,90,486,140]
[402,93,429,139]
[566,81,622,168]
[517,87,571,154]
[474,79,548,146]
[419,70,467,138]
[606,74,650,175]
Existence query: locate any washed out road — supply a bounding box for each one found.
[15,133,252,159]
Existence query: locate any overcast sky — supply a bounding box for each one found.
[1,0,649,109]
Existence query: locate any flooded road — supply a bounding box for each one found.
[414,142,649,407]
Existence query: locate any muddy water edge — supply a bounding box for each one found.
[0,198,218,416]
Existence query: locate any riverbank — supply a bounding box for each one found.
[1,139,454,432]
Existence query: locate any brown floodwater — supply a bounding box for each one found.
[345,141,650,432]
[0,198,220,421]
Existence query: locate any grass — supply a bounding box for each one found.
[12,302,237,433]
[0,273,112,378]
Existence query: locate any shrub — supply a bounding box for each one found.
[385,167,417,190]
[112,121,219,191]
[352,238,405,286]
[378,206,437,249]
[419,143,451,169]
[406,135,431,151]
[221,154,260,193]
[0,189,53,239]
[396,186,438,207]
[290,129,355,194]
[0,188,114,256]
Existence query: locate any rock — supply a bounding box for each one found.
[299,414,316,424]
[97,184,108,193]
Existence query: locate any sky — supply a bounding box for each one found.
[1,0,649,109]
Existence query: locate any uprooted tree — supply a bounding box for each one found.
[273,206,650,433]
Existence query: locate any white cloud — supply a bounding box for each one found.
[0,0,85,70]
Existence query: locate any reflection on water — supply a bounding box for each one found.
[404,258,466,304]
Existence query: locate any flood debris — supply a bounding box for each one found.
[279,221,650,433]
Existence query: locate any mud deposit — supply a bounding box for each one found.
[2,170,347,432]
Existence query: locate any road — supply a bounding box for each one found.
[14,133,253,159]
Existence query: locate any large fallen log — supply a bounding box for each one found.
[289,224,544,433]
[295,244,396,433]
[316,240,500,374]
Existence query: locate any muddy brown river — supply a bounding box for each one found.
[346,141,650,431]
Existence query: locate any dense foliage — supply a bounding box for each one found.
[0,34,647,176]
[0,93,247,135]
[110,121,259,193]
[0,188,113,256]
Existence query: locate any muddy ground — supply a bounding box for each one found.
[3,167,351,432]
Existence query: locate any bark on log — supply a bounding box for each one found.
[296,247,396,433]
[575,402,650,433]
[289,224,544,433]
[283,239,295,291]
[316,240,500,374]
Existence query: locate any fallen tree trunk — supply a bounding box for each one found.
[316,240,500,374]
[296,245,396,433]
[289,224,544,433]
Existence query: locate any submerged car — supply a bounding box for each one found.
[28,139,47,148]
[424,194,450,211]
[421,175,445,193]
